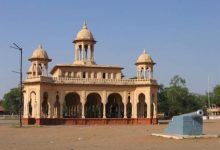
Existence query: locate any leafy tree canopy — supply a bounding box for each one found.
[2,87,20,114]
[158,75,205,118]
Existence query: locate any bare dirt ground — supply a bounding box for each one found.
[0,120,220,150]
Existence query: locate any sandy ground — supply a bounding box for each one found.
[0,120,220,150]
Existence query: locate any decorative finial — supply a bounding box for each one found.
[82,20,88,29]
[143,49,147,54]
[38,44,43,49]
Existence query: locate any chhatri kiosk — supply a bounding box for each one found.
[22,22,158,125]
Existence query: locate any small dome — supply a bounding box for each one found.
[75,21,95,41]
[29,45,51,61]
[136,50,154,64]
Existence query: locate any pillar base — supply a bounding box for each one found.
[152,118,158,124]
[22,118,36,125]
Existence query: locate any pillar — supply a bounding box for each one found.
[102,91,107,118]
[23,92,29,118]
[36,62,39,77]
[91,46,94,61]
[81,44,85,61]
[82,103,85,118]
[132,93,137,118]
[123,91,127,118]
[88,44,91,61]
[144,67,146,79]
[102,103,106,118]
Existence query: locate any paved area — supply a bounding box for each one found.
[0,120,220,150]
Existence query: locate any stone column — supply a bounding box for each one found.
[153,94,157,118]
[132,92,137,118]
[91,46,94,61]
[123,91,127,118]
[147,101,151,119]
[23,91,29,118]
[36,91,41,118]
[36,62,39,77]
[59,91,65,118]
[81,44,85,61]
[103,103,106,118]
[144,67,146,79]
[88,44,91,61]
[82,102,85,118]
[81,90,86,118]
[102,91,107,118]
[124,103,127,118]
[48,102,53,118]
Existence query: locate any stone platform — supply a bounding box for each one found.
[152,133,220,140]
[23,118,158,125]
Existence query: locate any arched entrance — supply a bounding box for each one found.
[29,92,36,118]
[106,93,124,118]
[85,93,103,118]
[64,92,81,118]
[137,93,147,118]
[42,92,49,118]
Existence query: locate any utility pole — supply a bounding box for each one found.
[10,43,23,127]
[207,76,211,119]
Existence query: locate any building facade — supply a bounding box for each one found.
[23,22,158,125]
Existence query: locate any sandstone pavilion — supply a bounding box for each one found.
[23,22,158,125]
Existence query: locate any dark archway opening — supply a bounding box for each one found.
[106,93,124,118]
[137,93,147,118]
[85,93,103,118]
[64,92,81,118]
[42,92,49,118]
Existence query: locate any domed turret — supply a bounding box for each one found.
[136,49,155,80]
[136,50,154,65]
[29,45,51,61]
[73,21,96,65]
[74,21,95,42]
[27,45,51,78]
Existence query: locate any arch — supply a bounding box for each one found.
[54,93,61,118]
[64,92,81,118]
[28,100,32,117]
[42,92,49,118]
[106,93,124,118]
[29,91,36,117]
[85,93,103,118]
[126,96,132,118]
[137,93,147,118]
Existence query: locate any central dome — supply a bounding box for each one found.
[75,21,95,41]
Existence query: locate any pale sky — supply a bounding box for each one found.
[0,0,220,99]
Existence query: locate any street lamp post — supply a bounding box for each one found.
[10,43,23,127]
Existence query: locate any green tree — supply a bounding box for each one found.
[212,85,220,106]
[157,84,168,114]
[2,87,20,114]
[158,75,205,118]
